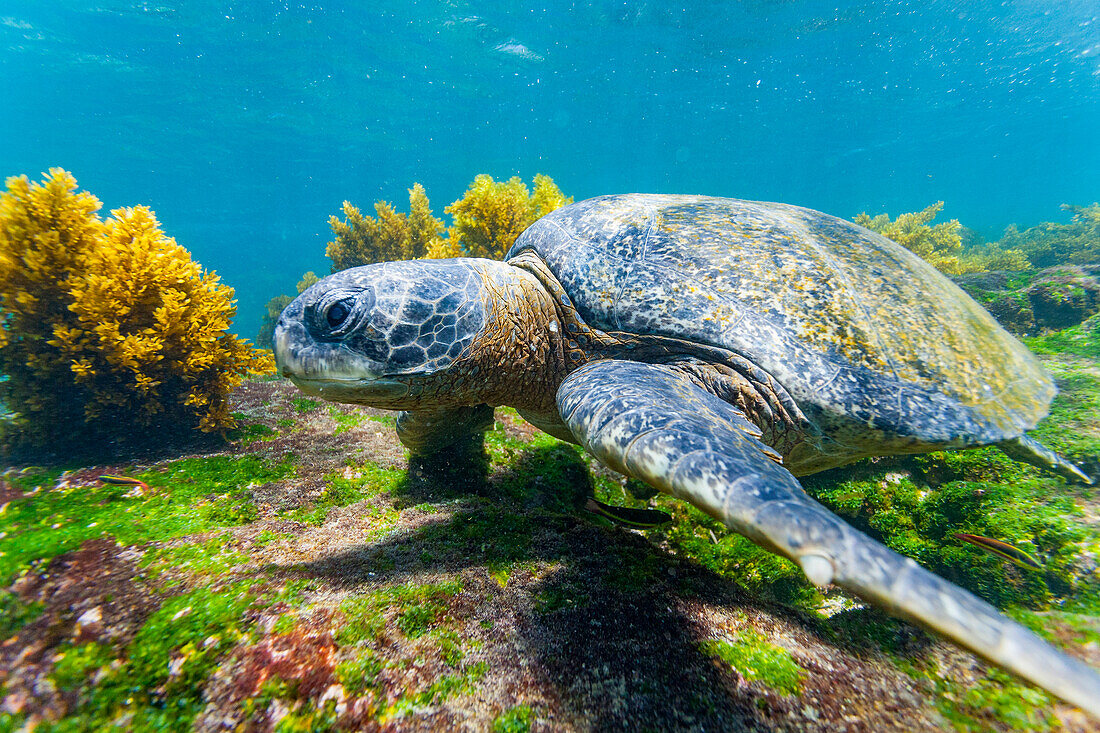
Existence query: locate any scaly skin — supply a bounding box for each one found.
[444,260,569,415]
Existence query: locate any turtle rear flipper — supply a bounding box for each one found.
[557,359,1100,717]
[997,434,1094,485]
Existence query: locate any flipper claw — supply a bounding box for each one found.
[798,553,835,586]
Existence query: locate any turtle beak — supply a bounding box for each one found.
[272,311,308,379]
[273,308,412,404]
[274,317,378,383]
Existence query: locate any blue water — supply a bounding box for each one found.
[3,1,1099,340]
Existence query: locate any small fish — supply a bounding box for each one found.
[585,498,672,528]
[953,532,1043,571]
[98,474,151,495]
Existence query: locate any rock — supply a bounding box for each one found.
[954,264,1100,335]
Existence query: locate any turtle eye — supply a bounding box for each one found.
[307,288,374,342]
[325,300,352,329]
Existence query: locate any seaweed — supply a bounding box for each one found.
[0,170,272,455]
[326,183,447,271]
[445,174,571,260]
[855,202,1029,274]
[999,203,1100,268]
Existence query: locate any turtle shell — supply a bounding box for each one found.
[507,194,1052,450]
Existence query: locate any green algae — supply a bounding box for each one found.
[0,455,295,584]
[603,544,661,593]
[274,705,339,732]
[825,606,921,659]
[329,578,488,724]
[533,583,589,614]
[417,500,538,581]
[245,680,339,732]
[0,714,26,733]
[335,650,384,695]
[290,396,319,413]
[0,591,43,638]
[650,499,815,607]
[1026,317,1100,360]
[140,536,250,582]
[336,579,462,646]
[382,661,489,721]
[1032,368,1100,458]
[254,529,295,546]
[802,449,1094,611]
[272,613,299,635]
[120,583,254,696]
[326,404,372,434]
[492,704,535,733]
[933,667,1055,731]
[227,414,278,444]
[41,581,262,731]
[591,472,817,606]
[284,462,402,527]
[50,641,114,691]
[434,627,466,666]
[1010,607,1100,646]
[699,630,805,695]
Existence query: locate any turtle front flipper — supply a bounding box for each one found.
[395,404,495,452]
[557,359,1100,717]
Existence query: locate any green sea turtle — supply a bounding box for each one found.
[273,194,1099,714]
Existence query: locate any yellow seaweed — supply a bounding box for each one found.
[445,173,571,260]
[324,174,570,269]
[0,169,272,452]
[855,202,1030,274]
[326,183,447,271]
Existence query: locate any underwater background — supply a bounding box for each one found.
[4,2,1100,731]
[3,0,1099,339]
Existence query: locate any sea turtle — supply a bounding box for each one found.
[273,194,1100,714]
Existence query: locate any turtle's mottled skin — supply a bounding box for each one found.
[274,194,1099,715]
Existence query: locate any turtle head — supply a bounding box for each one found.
[273,259,492,408]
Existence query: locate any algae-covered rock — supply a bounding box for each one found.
[954,265,1100,336]
[1027,265,1100,330]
